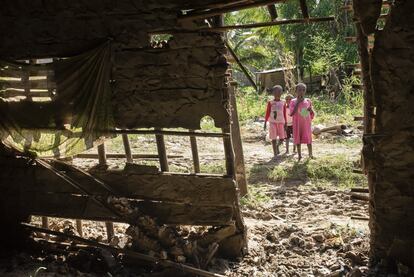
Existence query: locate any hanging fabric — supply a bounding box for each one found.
[0,42,114,158]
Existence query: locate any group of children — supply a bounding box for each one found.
[264,83,314,161]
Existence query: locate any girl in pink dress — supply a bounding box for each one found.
[264,85,286,157]
[289,83,315,160]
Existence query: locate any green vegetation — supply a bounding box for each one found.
[236,76,363,126]
[225,0,358,80]
[240,185,271,209]
[268,154,365,188]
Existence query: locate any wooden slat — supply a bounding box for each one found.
[20,193,234,225]
[189,129,201,173]
[122,134,133,163]
[75,153,182,159]
[179,0,286,22]
[0,89,51,98]
[0,69,53,78]
[0,79,56,90]
[31,164,237,206]
[155,128,169,172]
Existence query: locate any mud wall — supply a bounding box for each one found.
[0,0,235,129]
[357,0,414,270]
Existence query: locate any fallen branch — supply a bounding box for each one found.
[350,192,369,202]
[22,223,225,277]
[351,216,369,221]
[351,187,369,193]
[313,125,347,135]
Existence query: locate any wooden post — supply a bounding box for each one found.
[228,84,248,196]
[122,134,133,163]
[76,220,83,237]
[105,222,114,242]
[97,142,114,241]
[189,130,200,173]
[97,143,107,166]
[155,128,169,172]
[41,216,49,229]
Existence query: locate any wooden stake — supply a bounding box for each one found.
[189,130,200,173]
[76,220,83,237]
[97,143,107,166]
[155,128,169,172]
[122,134,133,163]
[22,223,225,277]
[97,143,114,241]
[228,85,248,196]
[105,222,114,242]
[41,216,49,229]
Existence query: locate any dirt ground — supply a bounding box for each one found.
[0,122,370,276]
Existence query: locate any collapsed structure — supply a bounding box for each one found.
[0,0,413,274]
[0,0,250,259]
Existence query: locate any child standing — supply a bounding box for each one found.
[264,85,286,157]
[289,83,315,161]
[284,94,295,154]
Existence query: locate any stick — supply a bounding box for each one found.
[351,187,369,193]
[350,192,369,201]
[225,40,257,91]
[22,223,225,277]
[351,216,369,221]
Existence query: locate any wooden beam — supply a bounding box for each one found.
[152,17,335,34]
[21,193,234,225]
[225,40,257,91]
[111,129,229,138]
[30,164,237,205]
[75,153,183,160]
[299,0,310,19]
[228,85,248,196]
[179,0,286,22]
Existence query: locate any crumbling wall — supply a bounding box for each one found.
[368,0,414,271]
[0,0,233,129]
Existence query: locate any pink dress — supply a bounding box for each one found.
[289,98,314,144]
[265,100,286,140]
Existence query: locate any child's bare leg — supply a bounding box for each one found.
[307,144,314,158]
[271,140,278,157]
[293,144,296,153]
[297,144,302,160]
